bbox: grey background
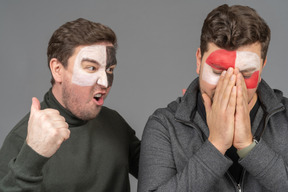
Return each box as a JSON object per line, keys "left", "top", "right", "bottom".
{"left": 0, "top": 0, "right": 287, "bottom": 191}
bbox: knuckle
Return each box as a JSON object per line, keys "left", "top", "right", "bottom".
{"left": 56, "top": 139, "right": 63, "bottom": 146}
{"left": 40, "top": 113, "right": 50, "bottom": 121}
{"left": 51, "top": 129, "right": 59, "bottom": 137}
{"left": 64, "top": 122, "right": 69, "bottom": 128}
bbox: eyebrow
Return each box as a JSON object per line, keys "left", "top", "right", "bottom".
{"left": 81, "top": 58, "right": 100, "bottom": 66}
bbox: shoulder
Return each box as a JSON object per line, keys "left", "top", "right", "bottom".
{"left": 148, "top": 97, "right": 181, "bottom": 123}
{"left": 274, "top": 89, "right": 288, "bottom": 108}
{"left": 99, "top": 106, "right": 123, "bottom": 120}
{"left": 95, "top": 106, "right": 133, "bottom": 130}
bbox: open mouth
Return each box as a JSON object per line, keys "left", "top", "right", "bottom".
{"left": 94, "top": 93, "right": 103, "bottom": 101}
{"left": 93, "top": 93, "right": 105, "bottom": 106}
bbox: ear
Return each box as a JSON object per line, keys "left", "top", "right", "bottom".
{"left": 259, "top": 57, "right": 267, "bottom": 82}
{"left": 196, "top": 48, "right": 202, "bottom": 75}
{"left": 262, "top": 57, "right": 267, "bottom": 69}
{"left": 49, "top": 58, "right": 64, "bottom": 84}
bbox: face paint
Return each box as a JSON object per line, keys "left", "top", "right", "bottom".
{"left": 106, "top": 46, "right": 117, "bottom": 87}
{"left": 71, "top": 45, "right": 116, "bottom": 87}
{"left": 202, "top": 49, "right": 260, "bottom": 89}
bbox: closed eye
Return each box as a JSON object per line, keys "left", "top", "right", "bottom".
{"left": 241, "top": 70, "right": 256, "bottom": 79}
{"left": 242, "top": 74, "right": 253, "bottom": 79}
{"left": 212, "top": 69, "right": 223, "bottom": 75}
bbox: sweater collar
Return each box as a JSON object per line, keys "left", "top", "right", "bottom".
{"left": 43, "top": 88, "right": 88, "bottom": 127}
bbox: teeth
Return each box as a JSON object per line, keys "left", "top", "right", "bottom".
{"left": 94, "top": 93, "right": 102, "bottom": 98}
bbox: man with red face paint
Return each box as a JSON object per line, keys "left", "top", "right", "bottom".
{"left": 0, "top": 18, "right": 140, "bottom": 192}
{"left": 139, "top": 4, "right": 288, "bottom": 192}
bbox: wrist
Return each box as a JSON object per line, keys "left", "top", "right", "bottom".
{"left": 236, "top": 141, "right": 253, "bottom": 150}
{"left": 237, "top": 139, "right": 258, "bottom": 158}
{"left": 208, "top": 137, "right": 229, "bottom": 155}
{"left": 235, "top": 137, "right": 254, "bottom": 150}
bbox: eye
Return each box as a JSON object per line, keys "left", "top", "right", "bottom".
{"left": 242, "top": 72, "right": 253, "bottom": 79}
{"left": 212, "top": 69, "right": 223, "bottom": 75}
{"left": 243, "top": 75, "right": 252, "bottom": 79}
{"left": 106, "top": 65, "right": 116, "bottom": 74}
{"left": 87, "top": 66, "right": 96, "bottom": 72}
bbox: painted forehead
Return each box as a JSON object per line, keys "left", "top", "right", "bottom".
{"left": 106, "top": 46, "right": 117, "bottom": 68}
{"left": 205, "top": 49, "right": 260, "bottom": 70}
{"left": 77, "top": 45, "right": 116, "bottom": 66}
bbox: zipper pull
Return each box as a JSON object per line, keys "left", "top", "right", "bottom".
{"left": 237, "top": 184, "right": 242, "bottom": 192}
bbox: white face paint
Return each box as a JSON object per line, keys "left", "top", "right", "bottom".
{"left": 236, "top": 51, "right": 260, "bottom": 72}
{"left": 72, "top": 45, "right": 108, "bottom": 87}
{"left": 202, "top": 50, "right": 260, "bottom": 88}
{"left": 202, "top": 62, "right": 221, "bottom": 85}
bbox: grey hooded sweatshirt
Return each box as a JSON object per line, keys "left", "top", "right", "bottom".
{"left": 138, "top": 78, "right": 288, "bottom": 192}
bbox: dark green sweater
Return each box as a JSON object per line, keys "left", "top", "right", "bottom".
{"left": 0, "top": 89, "right": 140, "bottom": 192}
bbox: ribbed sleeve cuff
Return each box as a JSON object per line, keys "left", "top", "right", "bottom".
{"left": 11, "top": 142, "right": 49, "bottom": 177}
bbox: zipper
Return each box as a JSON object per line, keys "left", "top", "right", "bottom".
{"left": 234, "top": 106, "right": 285, "bottom": 192}
{"left": 237, "top": 183, "right": 242, "bottom": 192}
{"left": 177, "top": 117, "right": 245, "bottom": 191}
{"left": 260, "top": 106, "right": 285, "bottom": 138}
{"left": 226, "top": 170, "right": 244, "bottom": 192}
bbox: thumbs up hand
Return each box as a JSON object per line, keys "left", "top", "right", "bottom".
{"left": 26, "top": 97, "right": 70, "bottom": 158}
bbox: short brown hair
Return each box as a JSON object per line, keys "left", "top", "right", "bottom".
{"left": 200, "top": 4, "right": 270, "bottom": 60}
{"left": 47, "top": 18, "right": 117, "bottom": 84}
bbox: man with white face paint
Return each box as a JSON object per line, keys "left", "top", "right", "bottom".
{"left": 0, "top": 18, "right": 140, "bottom": 192}
{"left": 139, "top": 4, "right": 288, "bottom": 192}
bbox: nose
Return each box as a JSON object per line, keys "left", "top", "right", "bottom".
{"left": 96, "top": 71, "right": 108, "bottom": 88}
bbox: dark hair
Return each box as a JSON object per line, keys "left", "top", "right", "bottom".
{"left": 47, "top": 18, "right": 117, "bottom": 84}
{"left": 200, "top": 4, "right": 270, "bottom": 61}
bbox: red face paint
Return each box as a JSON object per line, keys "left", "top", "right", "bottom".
{"left": 205, "top": 49, "right": 236, "bottom": 70}
{"left": 244, "top": 71, "right": 259, "bottom": 89}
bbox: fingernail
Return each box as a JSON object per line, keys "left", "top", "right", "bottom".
{"left": 228, "top": 67, "right": 233, "bottom": 74}
{"left": 230, "top": 74, "right": 235, "bottom": 81}
{"left": 221, "top": 70, "right": 227, "bottom": 76}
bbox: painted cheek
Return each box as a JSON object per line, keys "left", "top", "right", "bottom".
{"left": 244, "top": 71, "right": 259, "bottom": 89}
{"left": 202, "top": 63, "right": 221, "bottom": 85}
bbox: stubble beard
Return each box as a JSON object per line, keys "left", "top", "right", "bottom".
{"left": 62, "top": 82, "right": 101, "bottom": 121}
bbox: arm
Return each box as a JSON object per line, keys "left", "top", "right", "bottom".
{"left": 0, "top": 97, "right": 69, "bottom": 191}
{"left": 138, "top": 115, "right": 232, "bottom": 192}
{"left": 234, "top": 72, "right": 288, "bottom": 190}
{"left": 128, "top": 127, "right": 141, "bottom": 179}
{"left": 239, "top": 136, "right": 288, "bottom": 191}
{"left": 0, "top": 138, "right": 48, "bottom": 191}
{"left": 112, "top": 109, "right": 140, "bottom": 178}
